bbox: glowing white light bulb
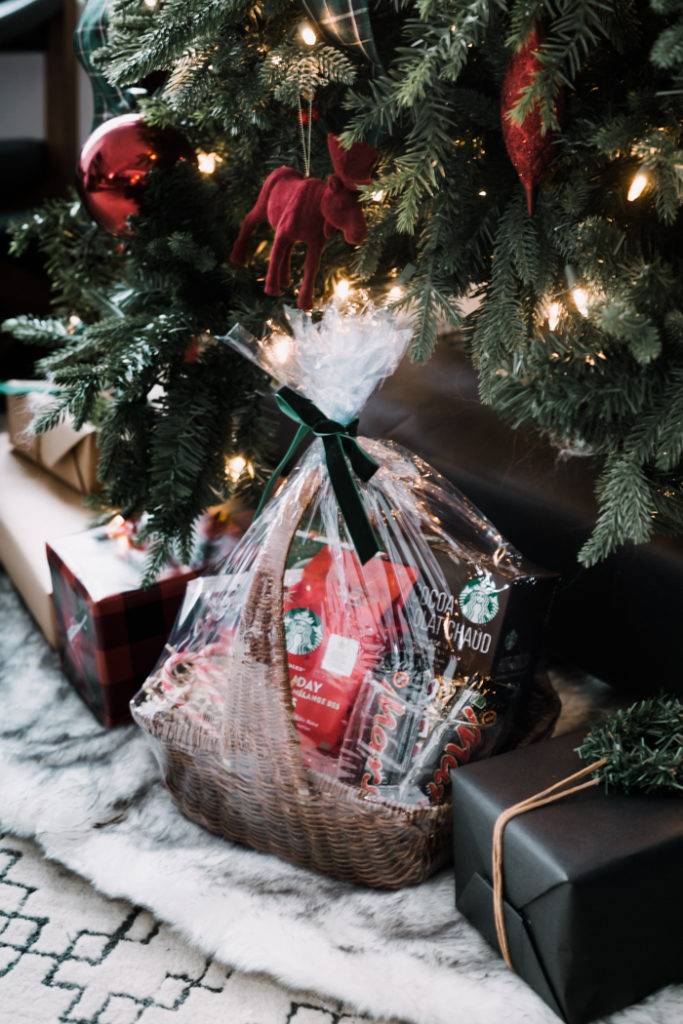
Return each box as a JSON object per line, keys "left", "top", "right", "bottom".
{"left": 144, "top": 0, "right": 157, "bottom": 8}
{"left": 371, "top": 190, "right": 385, "bottom": 202}
{"left": 106, "top": 514, "right": 125, "bottom": 536}
{"left": 226, "top": 456, "right": 249, "bottom": 483}
{"left": 300, "top": 24, "right": 317, "bottom": 46}
{"left": 627, "top": 172, "right": 648, "bottom": 202}
{"left": 548, "top": 302, "right": 561, "bottom": 331}
{"left": 572, "top": 287, "right": 589, "bottom": 317}
{"left": 478, "top": 189, "right": 487, "bottom": 197}
{"left": 388, "top": 285, "right": 403, "bottom": 301}
{"left": 271, "top": 336, "right": 292, "bottom": 365}
{"left": 197, "top": 152, "right": 219, "bottom": 174}
{"left": 105, "top": 514, "right": 133, "bottom": 552}
{"left": 334, "top": 279, "right": 351, "bottom": 303}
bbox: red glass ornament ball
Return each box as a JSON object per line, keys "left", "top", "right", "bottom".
{"left": 76, "top": 113, "right": 195, "bottom": 235}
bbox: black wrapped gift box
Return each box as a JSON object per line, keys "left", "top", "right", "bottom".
{"left": 451, "top": 732, "right": 683, "bottom": 1024}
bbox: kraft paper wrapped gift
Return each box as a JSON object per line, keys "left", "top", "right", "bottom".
{"left": 6, "top": 380, "right": 99, "bottom": 494}
{"left": 0, "top": 432, "right": 91, "bottom": 646}
{"left": 46, "top": 510, "right": 252, "bottom": 728}
{"left": 451, "top": 731, "right": 683, "bottom": 1024}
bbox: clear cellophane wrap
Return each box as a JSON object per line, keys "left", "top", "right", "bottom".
{"left": 132, "top": 305, "right": 559, "bottom": 888}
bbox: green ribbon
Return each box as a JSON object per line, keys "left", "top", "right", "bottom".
{"left": 300, "top": 0, "right": 383, "bottom": 68}
{"left": 73, "top": 0, "right": 139, "bottom": 131}
{"left": 256, "top": 386, "right": 381, "bottom": 564}
{"left": 0, "top": 382, "right": 59, "bottom": 395}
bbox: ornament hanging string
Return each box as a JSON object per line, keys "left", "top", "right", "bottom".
{"left": 255, "top": 385, "right": 381, "bottom": 563}
{"left": 296, "top": 91, "right": 314, "bottom": 177}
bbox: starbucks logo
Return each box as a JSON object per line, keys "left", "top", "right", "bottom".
{"left": 284, "top": 607, "right": 324, "bottom": 655}
{"left": 459, "top": 578, "right": 500, "bottom": 625}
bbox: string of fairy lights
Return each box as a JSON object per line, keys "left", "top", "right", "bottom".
{"left": 544, "top": 168, "right": 651, "bottom": 332}
{"left": 83, "top": 8, "right": 661, "bottom": 494}
{"left": 146, "top": 9, "right": 656, "bottom": 336}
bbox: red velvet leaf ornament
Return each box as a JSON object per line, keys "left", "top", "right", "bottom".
{"left": 500, "top": 25, "right": 563, "bottom": 215}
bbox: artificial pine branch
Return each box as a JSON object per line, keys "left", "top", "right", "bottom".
{"left": 576, "top": 695, "right": 683, "bottom": 793}
{"left": 506, "top": 0, "right": 611, "bottom": 133}
{"left": 578, "top": 452, "right": 655, "bottom": 564}
{"left": 5, "top": 0, "right": 683, "bottom": 573}
{"left": 1, "top": 316, "right": 69, "bottom": 348}
{"left": 5, "top": 192, "right": 122, "bottom": 319}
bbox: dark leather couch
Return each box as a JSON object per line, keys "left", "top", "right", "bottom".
{"left": 359, "top": 338, "right": 683, "bottom": 696}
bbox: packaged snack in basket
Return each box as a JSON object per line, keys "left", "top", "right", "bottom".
{"left": 131, "top": 304, "right": 559, "bottom": 889}
{"left": 283, "top": 544, "right": 418, "bottom": 754}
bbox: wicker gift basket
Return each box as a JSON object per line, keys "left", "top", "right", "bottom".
{"left": 132, "top": 307, "right": 560, "bottom": 889}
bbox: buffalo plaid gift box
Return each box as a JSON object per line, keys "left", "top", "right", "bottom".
{"left": 46, "top": 512, "right": 251, "bottom": 728}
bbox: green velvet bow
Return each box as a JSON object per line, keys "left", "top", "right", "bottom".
{"left": 256, "top": 386, "right": 381, "bottom": 563}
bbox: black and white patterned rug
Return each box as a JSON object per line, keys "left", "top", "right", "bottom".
{"left": 1, "top": 571, "right": 681, "bottom": 1024}
{"left": 0, "top": 833, "right": 368, "bottom": 1024}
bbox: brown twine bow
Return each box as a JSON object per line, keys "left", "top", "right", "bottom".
{"left": 491, "top": 756, "right": 608, "bottom": 971}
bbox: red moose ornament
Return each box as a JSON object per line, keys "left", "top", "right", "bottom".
{"left": 230, "top": 133, "right": 377, "bottom": 310}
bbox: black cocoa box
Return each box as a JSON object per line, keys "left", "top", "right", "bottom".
{"left": 451, "top": 731, "right": 683, "bottom": 1024}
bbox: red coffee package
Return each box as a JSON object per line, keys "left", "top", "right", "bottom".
{"left": 283, "top": 545, "right": 418, "bottom": 754}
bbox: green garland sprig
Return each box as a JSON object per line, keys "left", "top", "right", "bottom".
{"left": 576, "top": 695, "right": 683, "bottom": 795}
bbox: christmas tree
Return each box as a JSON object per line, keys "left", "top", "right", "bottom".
{"left": 4, "top": 0, "right": 683, "bottom": 574}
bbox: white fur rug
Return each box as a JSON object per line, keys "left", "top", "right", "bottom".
{"left": 0, "top": 572, "right": 681, "bottom": 1024}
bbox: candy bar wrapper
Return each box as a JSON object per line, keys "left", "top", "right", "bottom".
{"left": 396, "top": 678, "right": 514, "bottom": 803}
{"left": 337, "top": 649, "right": 431, "bottom": 790}
{"left": 339, "top": 656, "right": 514, "bottom": 804}
{"left": 132, "top": 306, "right": 557, "bottom": 814}
{"left": 6, "top": 381, "right": 100, "bottom": 494}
